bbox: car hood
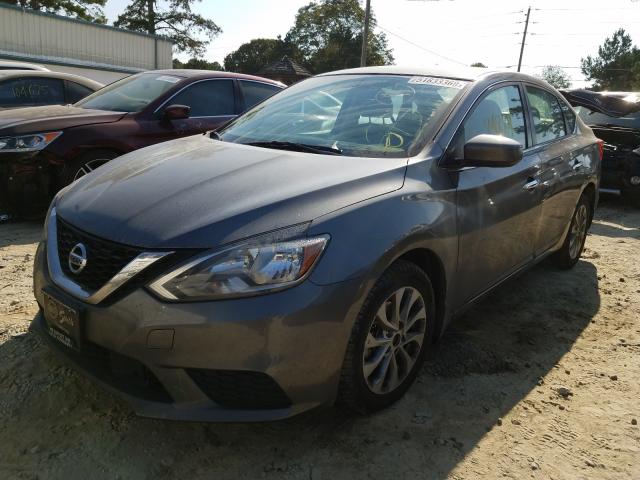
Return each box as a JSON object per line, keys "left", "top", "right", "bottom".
{"left": 0, "top": 105, "right": 126, "bottom": 136}
{"left": 56, "top": 135, "right": 408, "bottom": 249}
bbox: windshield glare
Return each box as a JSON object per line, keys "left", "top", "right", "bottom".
{"left": 75, "top": 73, "right": 182, "bottom": 112}
{"left": 220, "top": 74, "right": 466, "bottom": 158}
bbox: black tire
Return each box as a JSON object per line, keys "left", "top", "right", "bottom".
{"left": 337, "top": 260, "right": 436, "bottom": 413}
{"left": 60, "top": 150, "right": 119, "bottom": 187}
{"left": 552, "top": 194, "right": 592, "bottom": 270}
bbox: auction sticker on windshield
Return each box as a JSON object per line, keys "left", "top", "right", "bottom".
{"left": 407, "top": 76, "right": 468, "bottom": 89}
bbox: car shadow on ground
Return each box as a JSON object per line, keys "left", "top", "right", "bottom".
{"left": 0, "top": 256, "right": 600, "bottom": 479}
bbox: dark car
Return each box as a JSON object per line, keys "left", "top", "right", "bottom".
{"left": 0, "top": 70, "right": 284, "bottom": 216}
{"left": 34, "top": 66, "right": 627, "bottom": 422}
{"left": 0, "top": 70, "right": 102, "bottom": 110}
{"left": 562, "top": 90, "right": 640, "bottom": 207}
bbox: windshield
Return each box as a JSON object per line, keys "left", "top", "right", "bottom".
{"left": 75, "top": 73, "right": 183, "bottom": 112}
{"left": 220, "top": 74, "right": 467, "bottom": 158}
{"left": 575, "top": 105, "right": 640, "bottom": 129}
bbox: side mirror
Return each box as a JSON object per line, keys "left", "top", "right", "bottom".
{"left": 163, "top": 104, "right": 191, "bottom": 120}
{"left": 463, "top": 134, "right": 523, "bottom": 167}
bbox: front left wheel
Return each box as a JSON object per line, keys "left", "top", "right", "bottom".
{"left": 60, "top": 150, "right": 118, "bottom": 187}
{"left": 337, "top": 260, "right": 436, "bottom": 413}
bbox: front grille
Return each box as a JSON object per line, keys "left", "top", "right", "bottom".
{"left": 57, "top": 217, "right": 143, "bottom": 292}
{"left": 187, "top": 369, "right": 292, "bottom": 409}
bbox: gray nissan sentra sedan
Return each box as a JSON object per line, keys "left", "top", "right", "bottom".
{"left": 32, "top": 66, "right": 607, "bottom": 421}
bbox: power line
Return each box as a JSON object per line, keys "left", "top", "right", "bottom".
{"left": 375, "top": 24, "right": 468, "bottom": 65}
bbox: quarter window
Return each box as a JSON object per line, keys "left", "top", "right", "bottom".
{"left": 169, "top": 80, "right": 235, "bottom": 117}
{"left": 66, "top": 81, "right": 95, "bottom": 104}
{"left": 525, "top": 86, "right": 567, "bottom": 143}
{"left": 462, "top": 85, "right": 527, "bottom": 147}
{"left": 561, "top": 103, "right": 576, "bottom": 134}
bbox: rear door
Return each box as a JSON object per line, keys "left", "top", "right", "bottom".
{"left": 453, "top": 83, "right": 542, "bottom": 304}
{"left": 524, "top": 85, "right": 583, "bottom": 254}
{"left": 238, "top": 80, "right": 282, "bottom": 112}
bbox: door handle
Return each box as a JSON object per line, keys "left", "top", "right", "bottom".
{"left": 523, "top": 179, "right": 540, "bottom": 190}
{"left": 572, "top": 161, "right": 584, "bottom": 171}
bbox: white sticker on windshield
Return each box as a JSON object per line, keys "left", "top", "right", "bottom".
{"left": 156, "top": 75, "right": 181, "bottom": 83}
{"left": 407, "top": 76, "right": 467, "bottom": 89}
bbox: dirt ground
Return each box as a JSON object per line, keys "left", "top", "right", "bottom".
{"left": 0, "top": 195, "right": 638, "bottom": 480}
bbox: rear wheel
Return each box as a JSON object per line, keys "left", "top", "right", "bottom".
{"left": 337, "top": 260, "right": 435, "bottom": 413}
{"left": 552, "top": 194, "right": 591, "bottom": 269}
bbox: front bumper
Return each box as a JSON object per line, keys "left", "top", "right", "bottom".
{"left": 32, "top": 241, "right": 365, "bottom": 422}
{"left": 0, "top": 151, "right": 53, "bottom": 215}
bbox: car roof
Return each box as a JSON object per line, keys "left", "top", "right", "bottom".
{"left": 141, "top": 69, "right": 285, "bottom": 87}
{"left": 0, "top": 70, "right": 103, "bottom": 89}
{"left": 316, "top": 65, "right": 554, "bottom": 85}
{"left": 0, "top": 60, "right": 50, "bottom": 71}
{"left": 317, "top": 65, "right": 506, "bottom": 80}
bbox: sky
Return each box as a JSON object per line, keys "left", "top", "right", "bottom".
{"left": 104, "top": 0, "right": 640, "bottom": 87}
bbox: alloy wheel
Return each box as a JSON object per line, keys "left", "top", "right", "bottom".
{"left": 569, "top": 204, "right": 588, "bottom": 259}
{"left": 362, "top": 286, "right": 427, "bottom": 395}
{"left": 73, "top": 158, "right": 110, "bottom": 181}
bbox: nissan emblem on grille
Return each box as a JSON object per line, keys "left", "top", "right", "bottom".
{"left": 68, "top": 243, "right": 88, "bottom": 274}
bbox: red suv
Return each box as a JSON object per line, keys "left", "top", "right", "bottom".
{"left": 0, "top": 70, "right": 284, "bottom": 217}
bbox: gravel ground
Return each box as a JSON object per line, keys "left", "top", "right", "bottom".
{"left": 0, "top": 195, "right": 638, "bottom": 480}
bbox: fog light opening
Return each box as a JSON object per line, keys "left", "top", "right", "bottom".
{"left": 630, "top": 176, "right": 640, "bottom": 186}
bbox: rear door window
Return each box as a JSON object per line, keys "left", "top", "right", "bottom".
{"left": 169, "top": 80, "right": 235, "bottom": 117}
{"left": 525, "top": 86, "right": 567, "bottom": 144}
{"left": 239, "top": 81, "right": 281, "bottom": 110}
{"left": 0, "top": 77, "right": 65, "bottom": 107}
{"left": 560, "top": 104, "right": 576, "bottom": 134}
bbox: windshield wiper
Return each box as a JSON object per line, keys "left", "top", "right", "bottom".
{"left": 244, "top": 141, "right": 343, "bottom": 155}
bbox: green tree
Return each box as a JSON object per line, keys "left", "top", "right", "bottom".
{"left": 224, "top": 38, "right": 294, "bottom": 74}
{"left": 470, "top": 62, "right": 487, "bottom": 68}
{"left": 540, "top": 65, "right": 571, "bottom": 89}
{"left": 173, "top": 57, "right": 224, "bottom": 70}
{"left": 5, "top": 0, "right": 106, "bottom": 23}
{"left": 114, "top": 0, "right": 221, "bottom": 57}
{"left": 285, "top": 0, "right": 393, "bottom": 74}
{"left": 581, "top": 28, "right": 640, "bottom": 91}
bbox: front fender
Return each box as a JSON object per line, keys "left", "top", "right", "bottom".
{"left": 308, "top": 172, "right": 458, "bottom": 305}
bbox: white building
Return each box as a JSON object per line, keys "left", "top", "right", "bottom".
{"left": 0, "top": 4, "right": 172, "bottom": 84}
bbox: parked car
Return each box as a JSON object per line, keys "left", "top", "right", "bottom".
{"left": 0, "top": 60, "right": 49, "bottom": 71}
{"left": 33, "top": 66, "right": 632, "bottom": 422}
{"left": 0, "top": 70, "right": 284, "bottom": 217}
{"left": 0, "top": 70, "right": 102, "bottom": 110}
{"left": 562, "top": 89, "right": 640, "bottom": 207}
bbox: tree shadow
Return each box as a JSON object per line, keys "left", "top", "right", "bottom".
{"left": 0, "top": 257, "right": 600, "bottom": 479}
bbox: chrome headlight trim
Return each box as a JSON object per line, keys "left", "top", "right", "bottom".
{"left": 148, "top": 231, "right": 329, "bottom": 302}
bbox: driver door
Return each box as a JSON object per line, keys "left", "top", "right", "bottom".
{"left": 161, "top": 79, "right": 237, "bottom": 137}
{"left": 452, "top": 84, "right": 543, "bottom": 305}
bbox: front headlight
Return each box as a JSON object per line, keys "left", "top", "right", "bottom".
{"left": 0, "top": 132, "right": 62, "bottom": 152}
{"left": 148, "top": 234, "right": 329, "bottom": 301}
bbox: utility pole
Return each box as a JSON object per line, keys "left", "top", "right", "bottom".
{"left": 517, "top": 6, "right": 531, "bottom": 72}
{"left": 360, "top": 0, "right": 371, "bottom": 67}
